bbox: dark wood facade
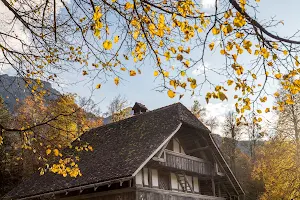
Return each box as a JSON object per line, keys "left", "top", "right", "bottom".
{"left": 136, "top": 187, "right": 225, "bottom": 200}
{"left": 7, "top": 103, "right": 244, "bottom": 200}
{"left": 57, "top": 136, "right": 240, "bottom": 200}
{"left": 60, "top": 187, "right": 226, "bottom": 200}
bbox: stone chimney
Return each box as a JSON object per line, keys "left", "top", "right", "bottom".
{"left": 132, "top": 102, "right": 148, "bottom": 115}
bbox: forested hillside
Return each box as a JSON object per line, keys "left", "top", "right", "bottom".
{"left": 0, "top": 74, "right": 60, "bottom": 112}
{"left": 0, "top": 78, "right": 103, "bottom": 196}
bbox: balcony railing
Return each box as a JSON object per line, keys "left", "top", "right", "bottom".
{"left": 158, "top": 150, "right": 213, "bottom": 176}
{"left": 136, "top": 186, "right": 226, "bottom": 200}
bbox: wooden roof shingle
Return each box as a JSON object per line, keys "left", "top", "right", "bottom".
{"left": 5, "top": 102, "right": 244, "bottom": 199}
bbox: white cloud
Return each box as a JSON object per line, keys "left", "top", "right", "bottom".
{"left": 205, "top": 102, "right": 233, "bottom": 120}
{"left": 201, "top": 0, "right": 219, "bottom": 9}
{"left": 202, "top": 102, "right": 233, "bottom": 136}
{"left": 0, "top": 1, "right": 69, "bottom": 73}
{"left": 192, "top": 62, "right": 211, "bottom": 76}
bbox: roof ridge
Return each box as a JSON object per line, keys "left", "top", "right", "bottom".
{"left": 92, "top": 102, "right": 183, "bottom": 131}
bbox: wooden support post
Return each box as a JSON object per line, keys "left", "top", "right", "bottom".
{"left": 211, "top": 178, "right": 216, "bottom": 196}
{"left": 218, "top": 183, "right": 221, "bottom": 197}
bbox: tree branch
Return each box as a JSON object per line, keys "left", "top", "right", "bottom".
{"left": 229, "top": 0, "right": 300, "bottom": 44}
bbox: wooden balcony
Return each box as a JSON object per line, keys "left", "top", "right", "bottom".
{"left": 136, "top": 186, "right": 225, "bottom": 200}
{"left": 157, "top": 150, "right": 213, "bottom": 176}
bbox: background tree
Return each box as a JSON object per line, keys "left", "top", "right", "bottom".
{"left": 252, "top": 139, "right": 300, "bottom": 200}
{"left": 0, "top": 97, "right": 10, "bottom": 145}
{"left": 13, "top": 94, "right": 102, "bottom": 177}
{"left": 105, "top": 95, "right": 131, "bottom": 122}
{"left": 190, "top": 100, "right": 206, "bottom": 121}
{"left": 276, "top": 87, "right": 300, "bottom": 155}
{"left": 252, "top": 87, "right": 300, "bottom": 199}
{"left": 205, "top": 117, "right": 218, "bottom": 133}
{"left": 0, "top": 98, "right": 20, "bottom": 196}
{"left": 221, "top": 111, "right": 242, "bottom": 173}
{"left": 245, "top": 113, "right": 263, "bottom": 161}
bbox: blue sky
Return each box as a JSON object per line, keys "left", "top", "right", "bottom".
{"left": 64, "top": 0, "right": 300, "bottom": 112}
{"left": 2, "top": 0, "right": 300, "bottom": 136}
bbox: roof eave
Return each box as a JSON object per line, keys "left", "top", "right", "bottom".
{"left": 5, "top": 176, "right": 134, "bottom": 200}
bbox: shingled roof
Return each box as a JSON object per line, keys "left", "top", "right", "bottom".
{"left": 5, "top": 102, "right": 244, "bottom": 199}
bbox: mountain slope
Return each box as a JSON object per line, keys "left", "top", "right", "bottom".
{"left": 0, "top": 74, "right": 60, "bottom": 112}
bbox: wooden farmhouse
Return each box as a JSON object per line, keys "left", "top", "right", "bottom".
{"left": 5, "top": 103, "right": 245, "bottom": 200}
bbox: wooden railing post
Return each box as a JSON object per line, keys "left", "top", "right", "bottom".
{"left": 212, "top": 178, "right": 216, "bottom": 196}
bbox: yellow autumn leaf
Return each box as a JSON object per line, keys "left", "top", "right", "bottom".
{"left": 257, "top": 109, "right": 262, "bottom": 114}
{"left": 129, "top": 70, "right": 136, "bottom": 76}
{"left": 82, "top": 70, "right": 88, "bottom": 75}
{"left": 283, "top": 50, "right": 288, "bottom": 55}
{"left": 184, "top": 60, "right": 190, "bottom": 67}
{"left": 125, "top": 2, "right": 134, "bottom": 10}
{"left": 53, "top": 149, "right": 59, "bottom": 157}
{"left": 218, "top": 91, "right": 227, "bottom": 101}
{"left": 227, "top": 80, "right": 234, "bottom": 86}
{"left": 88, "top": 145, "right": 93, "bottom": 151}
{"left": 190, "top": 82, "right": 197, "bottom": 89}
{"left": 209, "top": 42, "right": 214, "bottom": 50}
{"left": 180, "top": 71, "right": 186, "bottom": 76}
{"left": 103, "top": 40, "right": 113, "bottom": 50}
{"left": 170, "top": 47, "right": 176, "bottom": 54}
{"left": 154, "top": 71, "right": 159, "bottom": 76}
{"left": 94, "top": 29, "right": 100, "bottom": 37}
{"left": 167, "top": 90, "right": 175, "bottom": 98}
{"left": 133, "top": 30, "right": 139, "bottom": 40}
{"left": 46, "top": 149, "right": 51, "bottom": 155}
{"left": 236, "top": 32, "right": 244, "bottom": 38}
{"left": 252, "top": 74, "right": 257, "bottom": 79}
{"left": 120, "top": 67, "right": 126, "bottom": 71}
{"left": 258, "top": 117, "right": 262, "bottom": 122}
{"left": 176, "top": 54, "right": 183, "bottom": 61}
{"left": 212, "top": 27, "right": 220, "bottom": 35}
{"left": 123, "top": 54, "right": 129, "bottom": 60}
{"left": 163, "top": 71, "right": 169, "bottom": 77}
{"left": 114, "top": 36, "right": 119, "bottom": 43}
{"left": 164, "top": 51, "right": 171, "bottom": 61}
{"left": 286, "top": 99, "right": 294, "bottom": 105}
{"left": 96, "top": 84, "right": 101, "bottom": 89}
{"left": 181, "top": 82, "right": 187, "bottom": 89}
{"left": 170, "top": 80, "right": 177, "bottom": 89}
{"left": 275, "top": 74, "right": 282, "bottom": 79}
{"left": 114, "top": 77, "right": 119, "bottom": 85}
{"left": 260, "top": 96, "right": 267, "bottom": 102}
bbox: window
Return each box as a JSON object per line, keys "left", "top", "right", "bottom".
{"left": 143, "top": 168, "right": 149, "bottom": 186}
{"left": 173, "top": 138, "right": 185, "bottom": 154}
{"left": 158, "top": 171, "right": 170, "bottom": 190}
